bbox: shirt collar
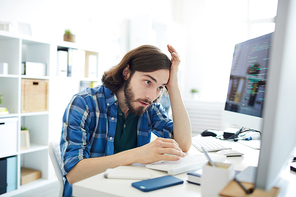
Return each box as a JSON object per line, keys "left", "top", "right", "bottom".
{"left": 103, "top": 86, "right": 118, "bottom": 107}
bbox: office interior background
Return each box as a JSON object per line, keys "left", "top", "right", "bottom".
{"left": 0, "top": 0, "right": 278, "bottom": 196}
{"left": 0, "top": 0, "right": 278, "bottom": 100}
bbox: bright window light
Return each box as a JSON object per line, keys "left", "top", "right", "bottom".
{"left": 249, "top": 0, "right": 278, "bottom": 20}
{"left": 250, "top": 23, "right": 275, "bottom": 39}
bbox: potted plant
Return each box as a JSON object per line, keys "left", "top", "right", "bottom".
{"left": 63, "top": 29, "right": 75, "bottom": 43}
{"left": 191, "top": 88, "right": 199, "bottom": 100}
{"left": 0, "top": 94, "right": 9, "bottom": 114}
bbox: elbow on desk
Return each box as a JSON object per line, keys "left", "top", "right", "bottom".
{"left": 181, "top": 142, "right": 191, "bottom": 152}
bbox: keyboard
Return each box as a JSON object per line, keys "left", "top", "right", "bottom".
{"left": 192, "top": 136, "right": 231, "bottom": 152}
{"left": 146, "top": 153, "right": 226, "bottom": 175}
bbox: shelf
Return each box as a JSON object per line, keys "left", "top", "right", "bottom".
{"left": 20, "top": 143, "right": 48, "bottom": 154}
{"left": 19, "top": 178, "right": 50, "bottom": 189}
{"left": 0, "top": 75, "right": 50, "bottom": 79}
{"left": 57, "top": 41, "right": 79, "bottom": 49}
{"left": 22, "top": 37, "right": 51, "bottom": 45}
{"left": 21, "top": 75, "right": 50, "bottom": 80}
{"left": 0, "top": 113, "right": 18, "bottom": 118}
{"left": 0, "top": 30, "right": 20, "bottom": 39}
{"left": 0, "top": 31, "right": 101, "bottom": 196}
{"left": 0, "top": 74, "right": 19, "bottom": 78}
{"left": 0, "top": 152, "right": 17, "bottom": 159}
{"left": 57, "top": 41, "right": 99, "bottom": 52}
{"left": 20, "top": 111, "right": 49, "bottom": 116}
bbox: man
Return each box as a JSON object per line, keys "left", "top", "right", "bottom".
{"left": 60, "top": 44, "right": 192, "bottom": 196}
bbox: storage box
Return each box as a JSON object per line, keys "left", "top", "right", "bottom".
{"left": 0, "top": 62, "right": 8, "bottom": 75}
{"left": 6, "top": 156, "right": 17, "bottom": 192}
{"left": 21, "top": 62, "right": 46, "bottom": 76}
{"left": 20, "top": 167, "right": 41, "bottom": 185}
{"left": 21, "top": 79, "right": 48, "bottom": 113}
{"left": 0, "top": 158, "right": 7, "bottom": 195}
{"left": 0, "top": 118, "right": 17, "bottom": 156}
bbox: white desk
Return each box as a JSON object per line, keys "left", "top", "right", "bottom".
{"left": 72, "top": 140, "right": 296, "bottom": 197}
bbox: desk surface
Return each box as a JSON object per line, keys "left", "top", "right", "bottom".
{"left": 72, "top": 139, "right": 296, "bottom": 197}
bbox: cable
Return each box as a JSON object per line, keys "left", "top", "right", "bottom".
{"left": 225, "top": 127, "right": 261, "bottom": 142}
{"left": 234, "top": 177, "right": 253, "bottom": 194}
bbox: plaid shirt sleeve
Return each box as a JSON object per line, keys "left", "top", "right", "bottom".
{"left": 60, "top": 92, "right": 96, "bottom": 175}
{"left": 150, "top": 103, "right": 174, "bottom": 138}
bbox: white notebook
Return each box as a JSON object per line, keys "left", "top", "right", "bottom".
{"left": 146, "top": 153, "right": 226, "bottom": 175}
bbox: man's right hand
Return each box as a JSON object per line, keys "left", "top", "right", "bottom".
{"left": 131, "top": 137, "right": 185, "bottom": 164}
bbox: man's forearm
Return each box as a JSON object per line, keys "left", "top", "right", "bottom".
{"left": 66, "top": 149, "right": 136, "bottom": 184}
{"left": 66, "top": 136, "right": 186, "bottom": 184}
{"left": 168, "top": 86, "right": 192, "bottom": 152}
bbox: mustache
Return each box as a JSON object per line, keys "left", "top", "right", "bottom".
{"left": 136, "top": 99, "right": 152, "bottom": 105}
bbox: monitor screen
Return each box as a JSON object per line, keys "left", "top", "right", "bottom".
{"left": 223, "top": 33, "right": 272, "bottom": 130}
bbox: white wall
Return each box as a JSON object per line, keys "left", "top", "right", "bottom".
{"left": 0, "top": 0, "right": 175, "bottom": 75}
{"left": 174, "top": 0, "right": 240, "bottom": 101}
{"left": 0, "top": 0, "right": 235, "bottom": 101}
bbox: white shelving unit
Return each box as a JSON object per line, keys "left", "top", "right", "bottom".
{"left": 0, "top": 31, "right": 99, "bottom": 196}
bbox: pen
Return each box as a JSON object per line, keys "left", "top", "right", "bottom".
{"left": 201, "top": 146, "right": 216, "bottom": 167}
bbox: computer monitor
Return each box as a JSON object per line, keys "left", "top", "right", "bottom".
{"left": 223, "top": 32, "right": 272, "bottom": 131}
{"left": 223, "top": 0, "right": 296, "bottom": 192}
{"left": 255, "top": 0, "right": 296, "bottom": 191}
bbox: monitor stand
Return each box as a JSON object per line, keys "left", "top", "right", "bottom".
{"left": 234, "top": 166, "right": 291, "bottom": 197}
{"left": 236, "top": 166, "right": 257, "bottom": 183}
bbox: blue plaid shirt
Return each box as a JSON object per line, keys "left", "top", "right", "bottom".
{"left": 60, "top": 85, "right": 173, "bottom": 196}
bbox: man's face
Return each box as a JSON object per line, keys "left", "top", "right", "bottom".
{"left": 124, "top": 69, "right": 170, "bottom": 116}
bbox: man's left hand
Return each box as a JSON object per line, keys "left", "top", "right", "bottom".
{"left": 166, "top": 44, "right": 180, "bottom": 89}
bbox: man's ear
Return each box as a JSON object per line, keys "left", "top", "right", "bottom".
{"left": 122, "top": 65, "right": 130, "bottom": 80}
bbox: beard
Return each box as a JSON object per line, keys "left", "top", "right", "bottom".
{"left": 124, "top": 79, "right": 152, "bottom": 116}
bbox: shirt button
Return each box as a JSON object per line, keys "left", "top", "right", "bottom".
{"left": 119, "top": 113, "right": 122, "bottom": 116}
{"left": 107, "top": 103, "right": 109, "bottom": 106}
{"left": 124, "top": 124, "right": 126, "bottom": 128}
{"left": 109, "top": 137, "right": 113, "bottom": 140}
{"left": 111, "top": 117, "right": 114, "bottom": 120}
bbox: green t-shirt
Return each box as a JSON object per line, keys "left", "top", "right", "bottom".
{"left": 114, "top": 106, "right": 139, "bottom": 154}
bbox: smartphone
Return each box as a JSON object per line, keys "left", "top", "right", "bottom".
{"left": 132, "top": 175, "right": 183, "bottom": 192}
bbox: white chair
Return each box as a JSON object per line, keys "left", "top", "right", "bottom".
{"left": 49, "top": 139, "right": 64, "bottom": 197}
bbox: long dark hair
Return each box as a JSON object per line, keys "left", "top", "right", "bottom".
{"left": 102, "top": 45, "right": 171, "bottom": 93}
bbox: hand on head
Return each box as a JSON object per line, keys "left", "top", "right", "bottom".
{"left": 166, "top": 44, "right": 181, "bottom": 89}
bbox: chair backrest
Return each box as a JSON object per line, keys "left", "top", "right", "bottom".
{"left": 49, "top": 139, "right": 64, "bottom": 197}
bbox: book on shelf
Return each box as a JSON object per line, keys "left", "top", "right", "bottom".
{"left": 85, "top": 51, "right": 98, "bottom": 78}
{"left": 67, "top": 49, "right": 72, "bottom": 77}
{"left": 0, "top": 107, "right": 9, "bottom": 115}
{"left": 57, "top": 48, "right": 86, "bottom": 78}
{"left": 57, "top": 50, "right": 68, "bottom": 77}
{"left": 70, "top": 49, "right": 85, "bottom": 78}
{"left": 0, "top": 157, "right": 7, "bottom": 194}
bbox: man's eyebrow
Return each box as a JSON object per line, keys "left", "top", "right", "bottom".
{"left": 143, "top": 74, "right": 167, "bottom": 85}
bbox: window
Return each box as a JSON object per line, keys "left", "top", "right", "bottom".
{"left": 199, "top": 0, "right": 278, "bottom": 101}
